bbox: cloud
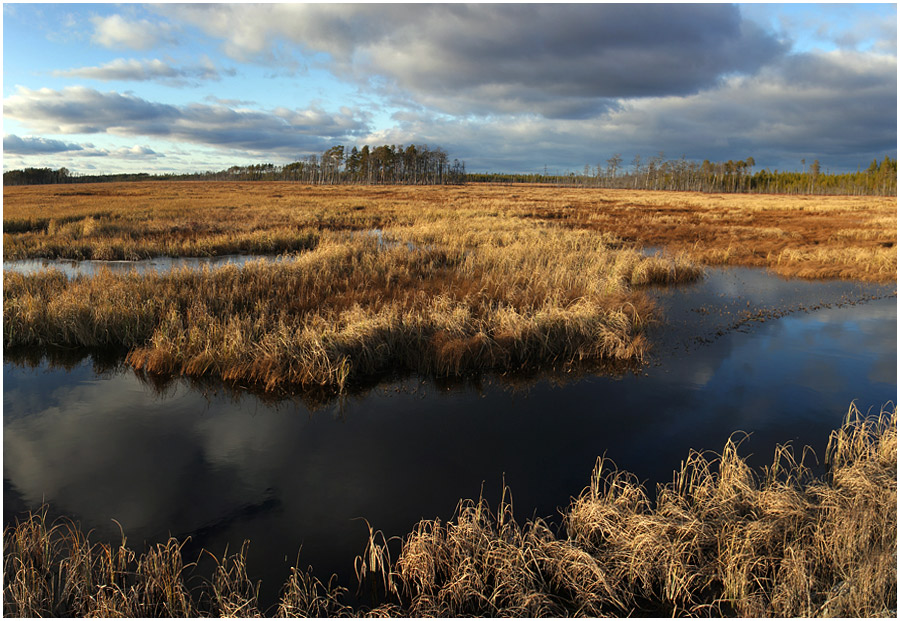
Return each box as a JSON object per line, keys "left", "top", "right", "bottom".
{"left": 614, "top": 50, "right": 898, "bottom": 166}
{"left": 4, "top": 134, "right": 84, "bottom": 155}
{"left": 204, "top": 95, "right": 258, "bottom": 107}
{"left": 3, "top": 86, "right": 370, "bottom": 157}
{"left": 366, "top": 49, "right": 896, "bottom": 173}
{"left": 90, "top": 14, "right": 177, "bottom": 51}
{"left": 54, "top": 58, "right": 228, "bottom": 85}
{"left": 105, "top": 145, "right": 163, "bottom": 160}
{"left": 161, "top": 3, "right": 789, "bottom": 119}
{"left": 4, "top": 134, "right": 163, "bottom": 160}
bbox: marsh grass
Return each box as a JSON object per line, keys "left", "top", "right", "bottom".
{"left": 4, "top": 182, "right": 894, "bottom": 280}
{"left": 5, "top": 213, "right": 700, "bottom": 392}
{"left": 5, "top": 405, "right": 895, "bottom": 617}
{"left": 4, "top": 182, "right": 892, "bottom": 392}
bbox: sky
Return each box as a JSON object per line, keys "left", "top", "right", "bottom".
{"left": 2, "top": 2, "right": 897, "bottom": 175}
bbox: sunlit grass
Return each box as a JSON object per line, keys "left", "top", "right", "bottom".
{"left": 4, "top": 180, "right": 893, "bottom": 391}
{"left": 5, "top": 404, "right": 894, "bottom": 617}
{"left": 3, "top": 182, "right": 895, "bottom": 281}
{"left": 4, "top": 219, "right": 699, "bottom": 392}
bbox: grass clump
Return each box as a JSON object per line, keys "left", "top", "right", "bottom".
{"left": 5, "top": 218, "right": 701, "bottom": 393}
{"left": 5, "top": 404, "right": 895, "bottom": 617}
{"left": 378, "top": 405, "right": 895, "bottom": 617}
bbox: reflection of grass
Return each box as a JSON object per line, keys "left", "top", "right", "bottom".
{"left": 4, "top": 216, "right": 700, "bottom": 392}
{"left": 5, "top": 405, "right": 895, "bottom": 617}
{"left": 4, "top": 181, "right": 895, "bottom": 280}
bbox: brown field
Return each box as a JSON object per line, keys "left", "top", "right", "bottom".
{"left": 4, "top": 182, "right": 708, "bottom": 393}
{"left": 3, "top": 181, "right": 897, "bottom": 280}
{"left": 3, "top": 182, "right": 895, "bottom": 392}
{"left": 5, "top": 404, "right": 895, "bottom": 617}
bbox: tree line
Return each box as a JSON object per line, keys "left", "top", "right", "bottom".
{"left": 3, "top": 143, "right": 466, "bottom": 186}
{"left": 468, "top": 154, "right": 897, "bottom": 196}
{"left": 4, "top": 149, "right": 895, "bottom": 196}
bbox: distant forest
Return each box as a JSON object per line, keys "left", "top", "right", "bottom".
{"left": 470, "top": 155, "right": 898, "bottom": 197}
{"left": 4, "top": 145, "right": 896, "bottom": 196}
{"left": 3, "top": 144, "right": 466, "bottom": 187}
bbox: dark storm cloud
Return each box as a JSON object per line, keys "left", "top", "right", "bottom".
{"left": 371, "top": 50, "right": 896, "bottom": 173}
{"left": 624, "top": 50, "right": 898, "bottom": 168}
{"left": 3, "top": 86, "right": 370, "bottom": 156}
{"left": 163, "top": 3, "right": 789, "bottom": 118}
{"left": 381, "top": 4, "right": 784, "bottom": 103}
{"left": 3, "top": 134, "right": 84, "bottom": 154}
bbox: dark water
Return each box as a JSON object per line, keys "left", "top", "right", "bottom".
{"left": 3, "top": 266, "right": 896, "bottom": 610}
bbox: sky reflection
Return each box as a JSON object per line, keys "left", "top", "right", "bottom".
{"left": 3, "top": 268, "right": 896, "bottom": 607}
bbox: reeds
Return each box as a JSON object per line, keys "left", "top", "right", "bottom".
{"left": 5, "top": 404, "right": 895, "bottom": 617}
{"left": 5, "top": 216, "right": 700, "bottom": 392}
{"left": 4, "top": 181, "right": 894, "bottom": 280}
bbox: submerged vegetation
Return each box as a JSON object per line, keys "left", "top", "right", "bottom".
{"left": 5, "top": 405, "right": 895, "bottom": 617}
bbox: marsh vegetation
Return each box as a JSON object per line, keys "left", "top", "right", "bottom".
{"left": 4, "top": 182, "right": 895, "bottom": 392}
{"left": 4, "top": 182, "right": 712, "bottom": 393}
{"left": 4, "top": 182, "right": 894, "bottom": 277}
{"left": 5, "top": 406, "right": 895, "bottom": 617}
{"left": 3, "top": 181, "right": 896, "bottom": 617}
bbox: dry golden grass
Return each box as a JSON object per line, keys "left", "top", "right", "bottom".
{"left": 3, "top": 181, "right": 895, "bottom": 280}
{"left": 380, "top": 404, "right": 896, "bottom": 617}
{"left": 7, "top": 180, "right": 890, "bottom": 392}
{"left": 520, "top": 187, "right": 897, "bottom": 282}
{"left": 4, "top": 184, "right": 706, "bottom": 392}
{"left": 5, "top": 404, "right": 895, "bottom": 617}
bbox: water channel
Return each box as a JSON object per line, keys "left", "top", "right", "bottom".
{"left": 3, "top": 257, "right": 896, "bottom": 610}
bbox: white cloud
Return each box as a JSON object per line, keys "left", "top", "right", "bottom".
{"left": 90, "top": 14, "right": 176, "bottom": 51}
{"left": 3, "top": 134, "right": 163, "bottom": 160}
{"left": 4, "top": 134, "right": 84, "bottom": 154}
{"left": 54, "top": 58, "right": 225, "bottom": 84}
{"left": 3, "top": 86, "right": 370, "bottom": 157}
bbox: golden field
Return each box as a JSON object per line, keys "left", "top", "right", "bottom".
{"left": 3, "top": 182, "right": 896, "bottom": 281}
{"left": 4, "top": 182, "right": 707, "bottom": 393}
{"left": 3, "top": 184, "right": 896, "bottom": 617}
{"left": 2, "top": 182, "right": 895, "bottom": 392}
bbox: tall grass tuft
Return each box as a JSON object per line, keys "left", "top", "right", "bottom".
{"left": 4, "top": 404, "right": 894, "bottom": 617}
{"left": 5, "top": 221, "right": 699, "bottom": 393}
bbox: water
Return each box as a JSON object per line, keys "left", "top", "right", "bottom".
{"left": 3, "top": 266, "right": 896, "bottom": 610}
{"left": 2, "top": 231, "right": 414, "bottom": 279}
{"left": 3, "top": 254, "right": 293, "bottom": 278}
{"left": 3, "top": 231, "right": 420, "bottom": 279}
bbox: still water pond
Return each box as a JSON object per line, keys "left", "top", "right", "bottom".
{"left": 3, "top": 254, "right": 291, "bottom": 278}
{"left": 3, "top": 265, "right": 896, "bottom": 609}
{"left": 2, "top": 232, "right": 405, "bottom": 278}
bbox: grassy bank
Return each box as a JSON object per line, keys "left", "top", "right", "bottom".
{"left": 7, "top": 180, "right": 894, "bottom": 392}
{"left": 5, "top": 404, "right": 895, "bottom": 617}
{"left": 3, "top": 182, "right": 896, "bottom": 280}
{"left": 4, "top": 213, "right": 700, "bottom": 392}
